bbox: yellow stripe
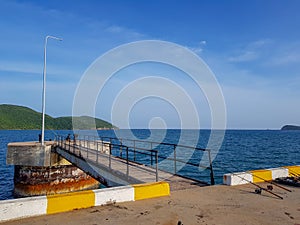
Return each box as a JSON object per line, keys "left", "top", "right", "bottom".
{"left": 132, "top": 182, "right": 170, "bottom": 201}
{"left": 251, "top": 169, "right": 272, "bottom": 183}
{"left": 284, "top": 165, "right": 300, "bottom": 177}
{"left": 47, "top": 190, "right": 95, "bottom": 214}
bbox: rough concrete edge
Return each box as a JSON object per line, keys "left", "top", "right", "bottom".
{"left": 93, "top": 185, "right": 134, "bottom": 206}
{"left": 222, "top": 166, "right": 299, "bottom": 186}
{"left": 0, "top": 196, "right": 47, "bottom": 222}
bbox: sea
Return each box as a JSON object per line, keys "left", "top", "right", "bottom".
{"left": 1, "top": 129, "right": 300, "bottom": 200}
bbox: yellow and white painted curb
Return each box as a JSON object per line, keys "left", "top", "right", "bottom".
{"left": 0, "top": 181, "right": 170, "bottom": 222}
{"left": 133, "top": 181, "right": 170, "bottom": 201}
{"left": 223, "top": 165, "right": 300, "bottom": 186}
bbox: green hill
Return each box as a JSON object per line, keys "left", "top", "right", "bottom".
{"left": 0, "top": 104, "right": 115, "bottom": 130}
{"left": 281, "top": 125, "right": 300, "bottom": 130}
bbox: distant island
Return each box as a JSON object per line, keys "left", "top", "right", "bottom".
{"left": 0, "top": 104, "right": 116, "bottom": 130}
{"left": 281, "top": 125, "right": 300, "bottom": 130}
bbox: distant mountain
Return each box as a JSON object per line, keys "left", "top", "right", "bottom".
{"left": 0, "top": 104, "right": 115, "bottom": 130}
{"left": 281, "top": 125, "right": 300, "bottom": 130}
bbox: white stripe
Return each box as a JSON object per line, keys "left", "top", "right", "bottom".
{"left": 0, "top": 196, "right": 47, "bottom": 222}
{"left": 93, "top": 186, "right": 134, "bottom": 206}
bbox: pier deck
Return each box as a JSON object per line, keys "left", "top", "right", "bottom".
{"left": 54, "top": 138, "right": 208, "bottom": 190}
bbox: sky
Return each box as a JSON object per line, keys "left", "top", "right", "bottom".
{"left": 0, "top": 0, "right": 300, "bottom": 129}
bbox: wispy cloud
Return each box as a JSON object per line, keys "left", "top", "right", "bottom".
{"left": 267, "top": 50, "right": 300, "bottom": 66}
{"left": 187, "top": 40, "right": 207, "bottom": 54}
{"left": 228, "top": 51, "right": 258, "bottom": 62}
{"left": 0, "top": 60, "right": 82, "bottom": 81}
{"left": 0, "top": 61, "right": 41, "bottom": 75}
{"left": 105, "top": 25, "right": 124, "bottom": 33}
{"left": 278, "top": 52, "right": 300, "bottom": 64}
{"left": 105, "top": 24, "right": 146, "bottom": 40}
{"left": 227, "top": 39, "right": 272, "bottom": 63}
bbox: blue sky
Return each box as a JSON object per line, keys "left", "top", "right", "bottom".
{"left": 0, "top": 0, "right": 300, "bottom": 129}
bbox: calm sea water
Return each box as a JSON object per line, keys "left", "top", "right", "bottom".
{"left": 1, "top": 129, "right": 299, "bottom": 200}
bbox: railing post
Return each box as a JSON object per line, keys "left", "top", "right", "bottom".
{"left": 150, "top": 142, "right": 153, "bottom": 166}
{"left": 155, "top": 150, "right": 158, "bottom": 182}
{"left": 79, "top": 137, "right": 82, "bottom": 157}
{"left": 120, "top": 138, "right": 123, "bottom": 158}
{"left": 73, "top": 135, "right": 75, "bottom": 154}
{"left": 110, "top": 137, "right": 112, "bottom": 153}
{"left": 133, "top": 140, "right": 136, "bottom": 161}
{"left": 100, "top": 137, "right": 103, "bottom": 152}
{"left": 71, "top": 139, "right": 73, "bottom": 153}
{"left": 126, "top": 147, "right": 129, "bottom": 180}
{"left": 96, "top": 141, "right": 99, "bottom": 163}
{"left": 94, "top": 136, "right": 96, "bottom": 151}
{"left": 87, "top": 142, "right": 89, "bottom": 159}
{"left": 109, "top": 143, "right": 112, "bottom": 169}
{"left": 174, "top": 145, "right": 177, "bottom": 174}
{"left": 208, "top": 149, "right": 215, "bottom": 185}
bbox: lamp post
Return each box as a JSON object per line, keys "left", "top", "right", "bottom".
{"left": 41, "top": 35, "right": 62, "bottom": 146}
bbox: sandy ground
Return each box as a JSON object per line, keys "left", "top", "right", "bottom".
{"left": 1, "top": 183, "right": 300, "bottom": 225}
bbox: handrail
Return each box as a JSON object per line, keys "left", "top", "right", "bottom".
{"left": 55, "top": 134, "right": 215, "bottom": 185}
{"left": 98, "top": 136, "right": 207, "bottom": 152}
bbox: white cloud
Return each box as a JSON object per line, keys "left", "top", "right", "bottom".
{"left": 267, "top": 52, "right": 300, "bottom": 66}
{"left": 187, "top": 40, "right": 207, "bottom": 54}
{"left": 0, "top": 59, "right": 85, "bottom": 81}
{"left": 105, "top": 25, "right": 124, "bottom": 33}
{"left": 249, "top": 39, "right": 272, "bottom": 48}
{"left": 227, "top": 39, "right": 272, "bottom": 63}
{"left": 202, "top": 39, "right": 300, "bottom": 129}
{"left": 189, "top": 46, "right": 203, "bottom": 54}
{"left": 228, "top": 51, "right": 258, "bottom": 62}
{"left": 105, "top": 24, "right": 145, "bottom": 40}
{"left": 0, "top": 61, "right": 41, "bottom": 75}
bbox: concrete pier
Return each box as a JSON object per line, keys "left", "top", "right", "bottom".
{"left": 6, "top": 142, "right": 99, "bottom": 197}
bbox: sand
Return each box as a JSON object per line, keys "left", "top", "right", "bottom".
{"left": 1, "top": 183, "right": 300, "bottom": 225}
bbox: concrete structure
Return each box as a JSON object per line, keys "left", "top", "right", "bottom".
{"left": 7, "top": 142, "right": 53, "bottom": 166}
{"left": 223, "top": 165, "right": 300, "bottom": 185}
{"left": 6, "top": 139, "right": 205, "bottom": 196}
{"left": 0, "top": 182, "right": 170, "bottom": 222}
{"left": 6, "top": 142, "right": 99, "bottom": 197}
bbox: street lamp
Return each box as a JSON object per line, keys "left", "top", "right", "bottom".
{"left": 41, "top": 35, "right": 62, "bottom": 146}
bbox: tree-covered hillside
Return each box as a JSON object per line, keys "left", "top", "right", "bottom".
{"left": 281, "top": 125, "right": 300, "bottom": 130}
{"left": 0, "top": 104, "right": 115, "bottom": 130}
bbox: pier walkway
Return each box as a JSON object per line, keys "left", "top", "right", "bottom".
{"left": 54, "top": 135, "right": 214, "bottom": 190}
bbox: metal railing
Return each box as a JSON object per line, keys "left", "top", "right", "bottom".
{"left": 55, "top": 134, "right": 215, "bottom": 185}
